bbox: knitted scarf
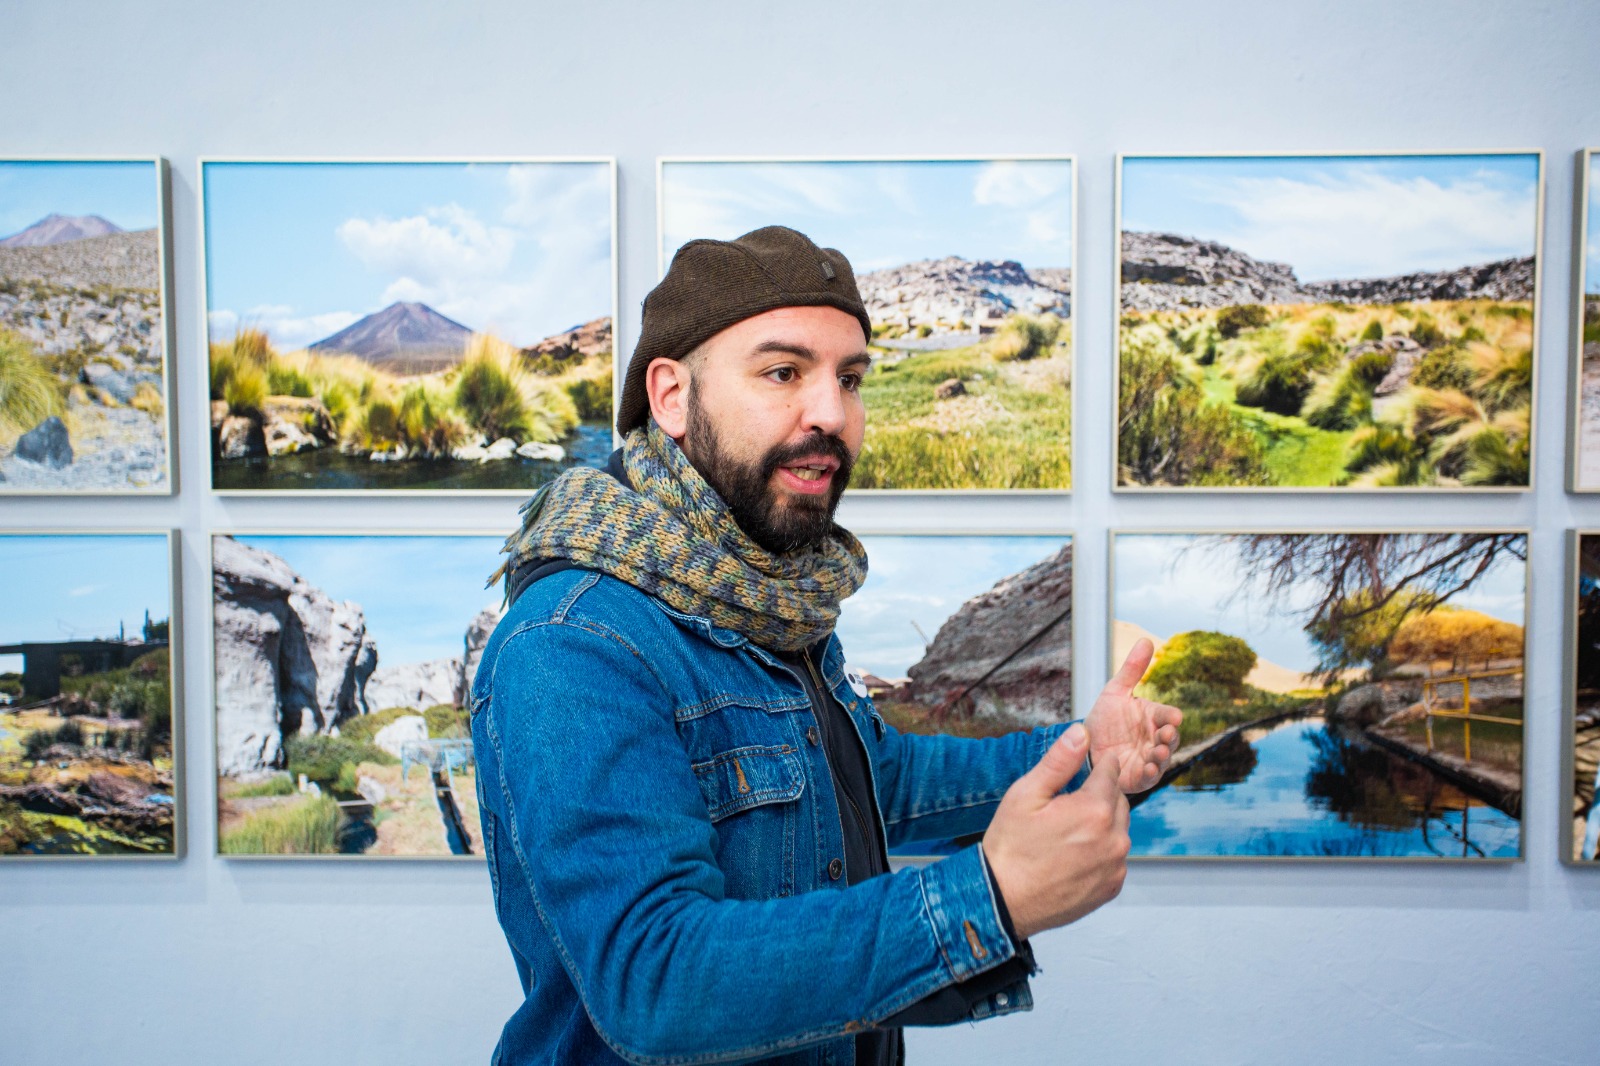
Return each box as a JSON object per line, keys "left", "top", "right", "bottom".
{"left": 491, "top": 420, "right": 867, "bottom": 652}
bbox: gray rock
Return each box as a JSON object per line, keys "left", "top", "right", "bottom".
{"left": 935, "top": 378, "right": 966, "bottom": 400}
{"left": 83, "top": 362, "right": 136, "bottom": 403}
{"left": 516, "top": 440, "right": 565, "bottom": 461}
{"left": 459, "top": 604, "right": 505, "bottom": 704}
{"left": 858, "top": 257, "right": 1070, "bottom": 334}
{"left": 373, "top": 715, "right": 428, "bottom": 758}
{"left": 14, "top": 416, "right": 73, "bottom": 468}
{"left": 212, "top": 536, "right": 378, "bottom": 775}
{"left": 367, "top": 657, "right": 463, "bottom": 713}
{"left": 217, "top": 415, "right": 266, "bottom": 459}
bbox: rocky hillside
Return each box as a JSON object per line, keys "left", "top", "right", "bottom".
{"left": 1120, "top": 230, "right": 1535, "bottom": 312}
{"left": 857, "top": 257, "right": 1070, "bottom": 333}
{"left": 899, "top": 544, "right": 1073, "bottom": 726}
{"left": 309, "top": 300, "right": 472, "bottom": 372}
{"left": 213, "top": 534, "right": 505, "bottom": 776}
{"left": 524, "top": 315, "right": 612, "bottom": 362}
{"left": 0, "top": 228, "right": 167, "bottom": 491}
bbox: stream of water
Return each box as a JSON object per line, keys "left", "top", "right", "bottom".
{"left": 1128, "top": 715, "right": 1520, "bottom": 858}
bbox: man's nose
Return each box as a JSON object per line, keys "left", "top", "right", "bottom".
{"left": 798, "top": 375, "right": 848, "bottom": 437}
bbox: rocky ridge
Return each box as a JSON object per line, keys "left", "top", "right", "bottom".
{"left": 857, "top": 257, "right": 1070, "bottom": 334}
{"left": 1120, "top": 231, "right": 1535, "bottom": 313}
{"left": 1, "top": 213, "right": 124, "bottom": 248}
{"left": 899, "top": 544, "right": 1073, "bottom": 726}
{"left": 524, "top": 315, "right": 613, "bottom": 362}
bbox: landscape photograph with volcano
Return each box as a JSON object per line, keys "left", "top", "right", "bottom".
{"left": 1117, "top": 153, "right": 1540, "bottom": 490}
{"left": 660, "top": 157, "right": 1074, "bottom": 490}
{"left": 203, "top": 159, "right": 615, "bottom": 492}
{"left": 0, "top": 159, "right": 172, "bottom": 493}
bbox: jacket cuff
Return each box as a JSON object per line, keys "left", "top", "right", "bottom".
{"left": 917, "top": 843, "right": 1016, "bottom": 983}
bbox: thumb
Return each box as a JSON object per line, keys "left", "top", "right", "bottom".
{"left": 1086, "top": 746, "right": 1123, "bottom": 797}
{"left": 1016, "top": 723, "right": 1091, "bottom": 802}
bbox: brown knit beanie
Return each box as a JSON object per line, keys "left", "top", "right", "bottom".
{"left": 616, "top": 225, "right": 873, "bottom": 434}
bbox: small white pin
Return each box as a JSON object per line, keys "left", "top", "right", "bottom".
{"left": 844, "top": 665, "right": 869, "bottom": 698}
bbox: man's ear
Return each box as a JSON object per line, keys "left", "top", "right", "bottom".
{"left": 645, "top": 357, "right": 693, "bottom": 440}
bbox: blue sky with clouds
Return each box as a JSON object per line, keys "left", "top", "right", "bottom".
{"left": 1122, "top": 154, "right": 1540, "bottom": 282}
{"left": 0, "top": 535, "right": 171, "bottom": 673}
{"left": 837, "top": 535, "right": 1071, "bottom": 680}
{"left": 660, "top": 159, "right": 1073, "bottom": 275}
{"left": 0, "top": 160, "right": 159, "bottom": 239}
{"left": 1113, "top": 534, "right": 1526, "bottom": 674}
{"left": 204, "top": 161, "right": 612, "bottom": 351}
{"left": 226, "top": 535, "right": 503, "bottom": 669}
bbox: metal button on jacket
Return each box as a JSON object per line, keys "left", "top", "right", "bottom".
{"left": 828, "top": 858, "right": 844, "bottom": 880}
{"left": 806, "top": 726, "right": 819, "bottom": 746}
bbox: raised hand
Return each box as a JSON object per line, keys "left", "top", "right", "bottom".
{"left": 982, "top": 724, "right": 1131, "bottom": 939}
{"left": 1085, "top": 638, "right": 1183, "bottom": 794}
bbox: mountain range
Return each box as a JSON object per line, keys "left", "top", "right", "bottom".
{"left": 1121, "top": 231, "right": 1535, "bottom": 313}
{"left": 0, "top": 213, "right": 125, "bottom": 248}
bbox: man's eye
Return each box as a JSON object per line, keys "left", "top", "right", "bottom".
{"left": 769, "top": 367, "right": 796, "bottom": 383}
{"left": 839, "top": 373, "right": 862, "bottom": 392}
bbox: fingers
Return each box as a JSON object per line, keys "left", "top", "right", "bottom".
{"left": 1019, "top": 722, "right": 1092, "bottom": 801}
{"left": 1085, "top": 746, "right": 1123, "bottom": 799}
{"left": 1104, "top": 638, "right": 1156, "bottom": 698}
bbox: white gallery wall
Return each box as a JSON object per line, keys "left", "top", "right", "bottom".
{"left": 3, "top": 1, "right": 1597, "bottom": 1063}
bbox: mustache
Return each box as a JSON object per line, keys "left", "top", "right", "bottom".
{"left": 759, "top": 432, "right": 854, "bottom": 482}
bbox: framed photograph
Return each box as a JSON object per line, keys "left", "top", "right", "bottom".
{"left": 0, "top": 531, "right": 181, "bottom": 858}
{"left": 1111, "top": 530, "right": 1527, "bottom": 861}
{"left": 1115, "top": 152, "right": 1542, "bottom": 492}
{"left": 211, "top": 532, "right": 505, "bottom": 859}
{"left": 838, "top": 532, "right": 1074, "bottom": 860}
{"left": 1571, "top": 150, "right": 1600, "bottom": 491}
{"left": 659, "top": 157, "right": 1075, "bottom": 492}
{"left": 201, "top": 158, "right": 617, "bottom": 495}
{"left": 1566, "top": 531, "right": 1600, "bottom": 862}
{"left": 0, "top": 158, "right": 174, "bottom": 494}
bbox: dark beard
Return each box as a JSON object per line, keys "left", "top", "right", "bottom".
{"left": 684, "top": 390, "right": 853, "bottom": 554}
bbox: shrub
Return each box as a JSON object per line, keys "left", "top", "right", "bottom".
{"left": 219, "top": 795, "right": 341, "bottom": 855}
{"left": 1236, "top": 353, "right": 1315, "bottom": 416}
{"left": 230, "top": 774, "right": 296, "bottom": 798}
{"left": 360, "top": 397, "right": 399, "bottom": 447}
{"left": 1472, "top": 346, "right": 1531, "bottom": 413}
{"left": 1361, "top": 319, "right": 1385, "bottom": 342}
{"left": 0, "top": 328, "right": 63, "bottom": 435}
{"left": 1343, "top": 423, "right": 1427, "bottom": 484}
{"left": 424, "top": 703, "right": 469, "bottom": 738}
{"left": 1216, "top": 304, "right": 1271, "bottom": 339}
{"left": 521, "top": 381, "right": 580, "bottom": 445}
{"left": 1410, "top": 315, "right": 1445, "bottom": 348}
{"left": 267, "top": 363, "right": 314, "bottom": 398}
{"left": 566, "top": 368, "right": 613, "bottom": 422}
{"left": 283, "top": 734, "right": 395, "bottom": 784}
{"left": 1144, "top": 631, "right": 1257, "bottom": 701}
{"left": 397, "top": 383, "right": 466, "bottom": 455}
{"left": 1412, "top": 344, "right": 1475, "bottom": 392}
{"left": 1118, "top": 335, "right": 1270, "bottom": 486}
{"left": 455, "top": 334, "right": 531, "bottom": 441}
{"left": 990, "top": 314, "right": 1062, "bottom": 362}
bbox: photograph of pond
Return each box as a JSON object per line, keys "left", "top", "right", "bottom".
{"left": 836, "top": 533, "right": 1073, "bottom": 858}
{"left": 1573, "top": 151, "right": 1600, "bottom": 491}
{"left": 1117, "top": 153, "right": 1540, "bottom": 490}
{"left": 1112, "top": 531, "right": 1526, "bottom": 860}
{"left": 660, "top": 158, "right": 1073, "bottom": 490}
{"left": 0, "top": 532, "right": 178, "bottom": 857}
{"left": 1, "top": 159, "right": 173, "bottom": 493}
{"left": 1568, "top": 532, "right": 1600, "bottom": 862}
{"left": 203, "top": 159, "right": 616, "bottom": 493}
{"left": 212, "top": 533, "right": 503, "bottom": 858}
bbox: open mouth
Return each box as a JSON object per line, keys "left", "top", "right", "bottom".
{"left": 777, "top": 457, "right": 839, "bottom": 492}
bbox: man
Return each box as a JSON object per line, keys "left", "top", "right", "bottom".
{"left": 472, "top": 226, "right": 1181, "bottom": 1065}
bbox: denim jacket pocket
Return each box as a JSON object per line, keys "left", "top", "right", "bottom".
{"left": 692, "top": 743, "right": 806, "bottom": 901}
{"left": 692, "top": 743, "right": 806, "bottom": 822}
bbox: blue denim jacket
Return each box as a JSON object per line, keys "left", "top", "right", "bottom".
{"left": 471, "top": 568, "right": 1074, "bottom": 1065}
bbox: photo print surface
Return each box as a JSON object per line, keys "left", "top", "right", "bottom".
{"left": 1575, "top": 151, "right": 1600, "bottom": 490}
{"left": 836, "top": 534, "right": 1073, "bottom": 857}
{"left": 1117, "top": 153, "right": 1540, "bottom": 490}
{"left": 203, "top": 159, "right": 616, "bottom": 493}
{"left": 0, "top": 532, "right": 178, "bottom": 857}
{"left": 660, "top": 158, "right": 1074, "bottom": 490}
{"left": 212, "top": 534, "right": 503, "bottom": 858}
{"left": 0, "top": 159, "right": 172, "bottom": 493}
{"left": 1112, "top": 531, "right": 1526, "bottom": 860}
{"left": 1570, "top": 533, "right": 1600, "bottom": 861}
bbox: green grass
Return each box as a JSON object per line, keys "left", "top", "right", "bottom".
{"left": 228, "top": 774, "right": 296, "bottom": 798}
{"left": 219, "top": 795, "right": 341, "bottom": 855}
{"left": 1196, "top": 366, "right": 1350, "bottom": 485}
{"left": 853, "top": 324, "right": 1070, "bottom": 489}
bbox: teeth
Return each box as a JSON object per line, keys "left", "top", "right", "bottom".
{"left": 790, "top": 467, "right": 824, "bottom": 481}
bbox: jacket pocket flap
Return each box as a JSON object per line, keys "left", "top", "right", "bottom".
{"left": 692, "top": 744, "right": 805, "bottom": 822}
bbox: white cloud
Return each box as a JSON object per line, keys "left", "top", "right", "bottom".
{"left": 1200, "top": 168, "right": 1537, "bottom": 281}
{"left": 973, "top": 160, "right": 1068, "bottom": 208}
{"left": 210, "top": 304, "right": 361, "bottom": 351}
{"left": 68, "top": 584, "right": 101, "bottom": 597}
{"left": 338, "top": 204, "right": 515, "bottom": 287}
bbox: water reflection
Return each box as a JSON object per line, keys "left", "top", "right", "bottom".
{"left": 1129, "top": 716, "right": 1520, "bottom": 858}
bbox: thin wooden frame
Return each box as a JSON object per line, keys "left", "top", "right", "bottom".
{"left": 1108, "top": 527, "right": 1529, "bottom": 864}
{"left": 1563, "top": 530, "right": 1600, "bottom": 864}
{"left": 209, "top": 529, "right": 504, "bottom": 861}
{"left": 1113, "top": 150, "right": 1545, "bottom": 495}
{"left": 0, "top": 529, "right": 183, "bottom": 860}
{"left": 1569, "top": 151, "right": 1599, "bottom": 492}
{"left": 198, "top": 157, "right": 619, "bottom": 497}
{"left": 842, "top": 529, "right": 1077, "bottom": 866}
{"left": 0, "top": 157, "right": 176, "bottom": 496}
{"left": 657, "top": 155, "right": 1078, "bottom": 496}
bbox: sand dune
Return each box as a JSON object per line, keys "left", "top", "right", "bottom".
{"left": 1111, "top": 619, "right": 1322, "bottom": 694}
